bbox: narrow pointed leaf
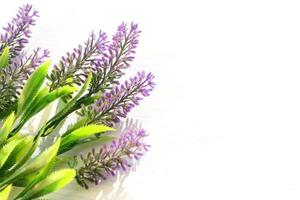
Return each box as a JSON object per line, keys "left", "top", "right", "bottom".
{"left": 62, "top": 117, "right": 88, "bottom": 137}
{"left": 0, "top": 137, "right": 22, "bottom": 169}
{"left": 16, "top": 157, "right": 56, "bottom": 197}
{"left": 1, "top": 136, "right": 33, "bottom": 171}
{"left": 12, "top": 88, "right": 49, "bottom": 134}
{"left": 12, "top": 173, "right": 36, "bottom": 187}
{"left": 58, "top": 134, "right": 115, "bottom": 155}
{"left": 60, "top": 125, "right": 114, "bottom": 150}
{"left": 48, "top": 72, "right": 92, "bottom": 133}
{"left": 18, "top": 59, "right": 51, "bottom": 116}
{"left": 32, "top": 86, "right": 77, "bottom": 116}
{"left": 7, "top": 136, "right": 41, "bottom": 177}
{"left": 18, "top": 138, "right": 61, "bottom": 177}
{"left": 0, "top": 137, "right": 41, "bottom": 187}
{"left": 0, "top": 46, "right": 10, "bottom": 69}
{"left": 0, "top": 184, "right": 11, "bottom": 200}
{"left": 66, "top": 71, "right": 92, "bottom": 107}
{"left": 20, "top": 169, "right": 75, "bottom": 200}
{"left": 21, "top": 86, "right": 77, "bottom": 123}
{"left": 0, "top": 112, "right": 15, "bottom": 144}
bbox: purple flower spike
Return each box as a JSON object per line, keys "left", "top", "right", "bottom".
{"left": 0, "top": 4, "right": 39, "bottom": 58}
{"left": 82, "top": 71, "right": 155, "bottom": 126}
{"left": 71, "top": 126, "right": 150, "bottom": 189}
{"left": 108, "top": 22, "right": 140, "bottom": 70}
{"left": 48, "top": 30, "right": 108, "bottom": 91}
{"left": 89, "top": 22, "right": 141, "bottom": 94}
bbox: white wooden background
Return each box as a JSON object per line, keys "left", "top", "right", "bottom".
{"left": 2, "top": 0, "right": 300, "bottom": 199}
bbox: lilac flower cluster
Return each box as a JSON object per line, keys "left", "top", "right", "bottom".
{"left": 71, "top": 127, "right": 150, "bottom": 189}
{"left": 48, "top": 31, "right": 108, "bottom": 91}
{"left": 9, "top": 48, "right": 50, "bottom": 80}
{"left": 89, "top": 22, "right": 141, "bottom": 94}
{"left": 0, "top": 4, "right": 39, "bottom": 58}
{"left": 47, "top": 22, "right": 141, "bottom": 110}
{"left": 106, "top": 22, "right": 140, "bottom": 71}
{"left": 81, "top": 71, "right": 155, "bottom": 126}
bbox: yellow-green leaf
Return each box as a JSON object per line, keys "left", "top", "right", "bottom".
{"left": 1, "top": 136, "right": 33, "bottom": 171}
{"left": 0, "top": 46, "right": 10, "bottom": 69}
{"left": 15, "top": 157, "right": 56, "bottom": 197}
{"left": 32, "top": 86, "right": 77, "bottom": 116}
{"left": 17, "top": 137, "right": 60, "bottom": 177}
{"left": 21, "top": 86, "right": 77, "bottom": 123}
{"left": 17, "top": 59, "right": 51, "bottom": 116}
{"left": 0, "top": 112, "right": 15, "bottom": 144}
{"left": 60, "top": 125, "right": 114, "bottom": 149}
{"left": 20, "top": 169, "right": 75, "bottom": 200}
{"left": 0, "top": 137, "right": 41, "bottom": 187}
{"left": 53, "top": 72, "right": 92, "bottom": 128}
{"left": 62, "top": 117, "right": 88, "bottom": 137}
{"left": 0, "top": 137, "right": 22, "bottom": 169}
{"left": 0, "top": 184, "right": 12, "bottom": 200}
{"left": 7, "top": 136, "right": 41, "bottom": 178}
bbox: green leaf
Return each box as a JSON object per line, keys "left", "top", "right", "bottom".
{"left": 0, "top": 137, "right": 22, "bottom": 170}
{"left": 81, "top": 134, "right": 116, "bottom": 144}
{"left": 32, "top": 86, "right": 77, "bottom": 116}
{"left": 44, "top": 72, "right": 92, "bottom": 136}
{"left": 11, "top": 87, "right": 49, "bottom": 135}
{"left": 0, "top": 102, "right": 17, "bottom": 121}
{"left": 22, "top": 86, "right": 49, "bottom": 118}
{"left": 0, "top": 138, "right": 60, "bottom": 187}
{"left": 17, "top": 59, "right": 51, "bottom": 116}
{"left": 58, "top": 134, "right": 115, "bottom": 155}
{"left": 0, "top": 46, "right": 10, "bottom": 69}
{"left": 22, "top": 86, "right": 77, "bottom": 122}
{"left": 62, "top": 117, "right": 89, "bottom": 137}
{"left": 7, "top": 136, "right": 41, "bottom": 177}
{"left": 15, "top": 157, "right": 56, "bottom": 197}
{"left": 27, "top": 87, "right": 49, "bottom": 110}
{"left": 19, "top": 169, "right": 75, "bottom": 200}
{"left": 1, "top": 136, "right": 33, "bottom": 171}
{"left": 60, "top": 125, "right": 114, "bottom": 153}
{"left": 18, "top": 137, "right": 61, "bottom": 177}
{"left": 12, "top": 172, "right": 37, "bottom": 187}
{"left": 5, "top": 132, "right": 22, "bottom": 144}
{"left": 0, "top": 112, "right": 15, "bottom": 144}
{"left": 0, "top": 184, "right": 12, "bottom": 200}
{"left": 69, "top": 71, "right": 92, "bottom": 105}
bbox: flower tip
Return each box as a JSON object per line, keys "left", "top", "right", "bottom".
{"left": 131, "top": 22, "right": 138, "bottom": 30}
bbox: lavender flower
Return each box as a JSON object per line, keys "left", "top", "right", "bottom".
{"left": 0, "top": 48, "right": 49, "bottom": 117}
{"left": 0, "top": 4, "right": 39, "bottom": 58}
{"left": 106, "top": 22, "right": 140, "bottom": 71}
{"left": 70, "top": 126, "right": 150, "bottom": 189}
{"left": 89, "top": 22, "right": 141, "bottom": 94}
{"left": 48, "top": 31, "right": 108, "bottom": 92}
{"left": 45, "top": 22, "right": 141, "bottom": 124}
{"left": 79, "top": 71, "right": 155, "bottom": 126}
{"left": 10, "top": 48, "right": 50, "bottom": 76}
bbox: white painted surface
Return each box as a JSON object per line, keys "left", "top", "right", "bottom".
{"left": 2, "top": 0, "right": 300, "bottom": 199}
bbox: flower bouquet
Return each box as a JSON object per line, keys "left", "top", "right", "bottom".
{"left": 0, "top": 4, "right": 155, "bottom": 199}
